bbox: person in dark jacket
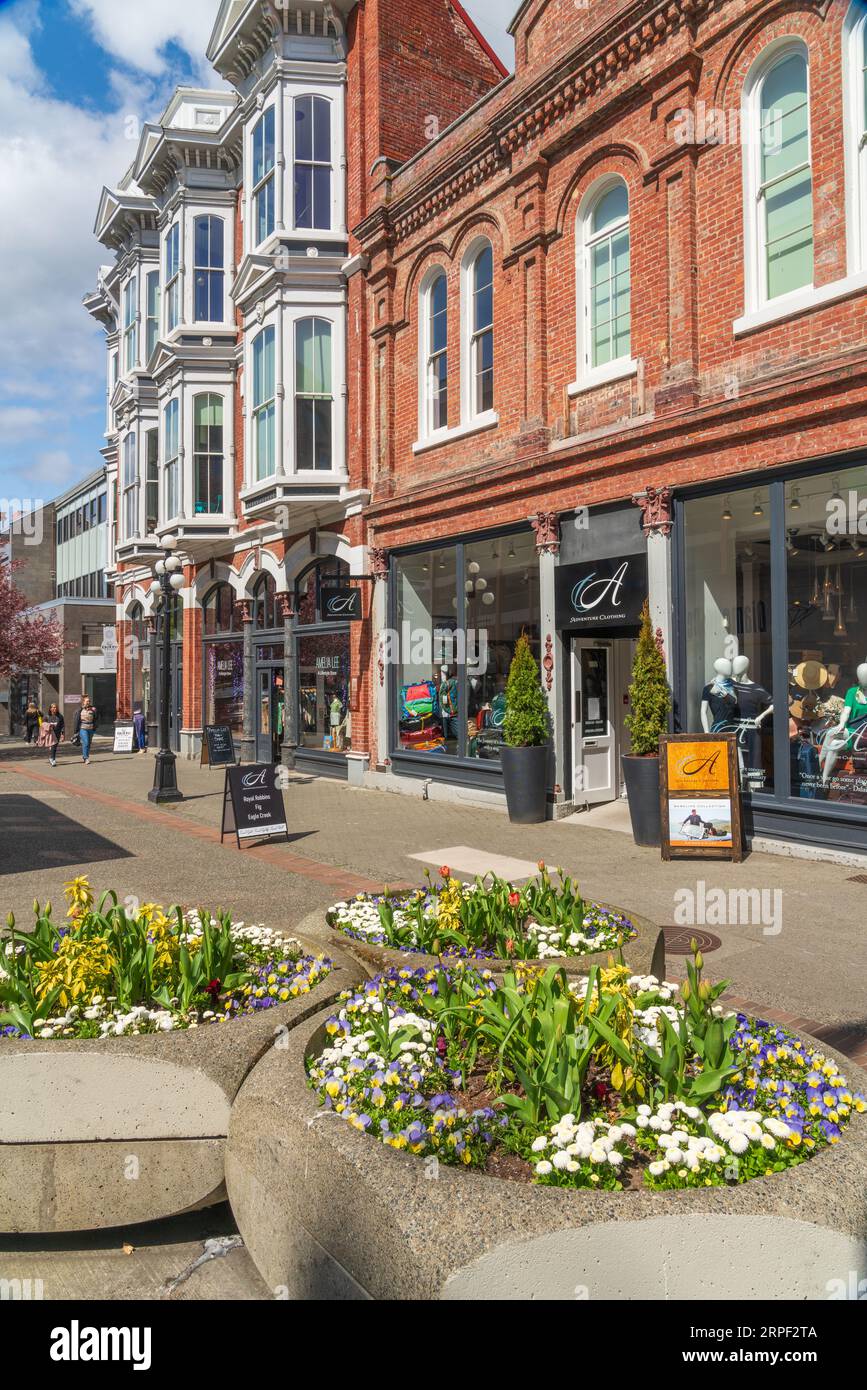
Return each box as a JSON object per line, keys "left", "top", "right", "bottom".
{"left": 133, "top": 706, "right": 147, "bottom": 754}
{"left": 42, "top": 704, "right": 65, "bottom": 767}
{"left": 24, "top": 699, "right": 41, "bottom": 744}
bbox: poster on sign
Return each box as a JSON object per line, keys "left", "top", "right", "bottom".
{"left": 221, "top": 764, "right": 289, "bottom": 849}
{"left": 659, "top": 734, "right": 744, "bottom": 862}
{"left": 113, "top": 723, "right": 135, "bottom": 755}
{"left": 201, "top": 725, "right": 237, "bottom": 769}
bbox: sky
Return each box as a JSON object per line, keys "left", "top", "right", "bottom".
{"left": 0, "top": 0, "right": 516, "bottom": 521}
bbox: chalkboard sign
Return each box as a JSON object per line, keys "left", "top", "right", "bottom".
{"left": 221, "top": 764, "right": 289, "bottom": 849}
{"left": 660, "top": 735, "right": 744, "bottom": 863}
{"left": 113, "top": 723, "right": 135, "bottom": 755}
{"left": 201, "top": 725, "right": 237, "bottom": 769}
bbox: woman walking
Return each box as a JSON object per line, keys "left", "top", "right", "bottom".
{"left": 75, "top": 697, "right": 97, "bottom": 765}
{"left": 41, "top": 703, "right": 65, "bottom": 767}
{"left": 23, "top": 698, "right": 42, "bottom": 745}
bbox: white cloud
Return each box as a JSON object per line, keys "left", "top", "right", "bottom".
{"left": 69, "top": 0, "right": 221, "bottom": 83}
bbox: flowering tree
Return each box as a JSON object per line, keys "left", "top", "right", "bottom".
{"left": 0, "top": 554, "right": 64, "bottom": 679}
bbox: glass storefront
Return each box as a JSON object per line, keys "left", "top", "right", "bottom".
{"left": 202, "top": 583, "right": 243, "bottom": 743}
{"left": 680, "top": 461, "right": 867, "bottom": 831}
{"left": 295, "top": 559, "right": 352, "bottom": 755}
{"left": 392, "top": 529, "right": 540, "bottom": 763}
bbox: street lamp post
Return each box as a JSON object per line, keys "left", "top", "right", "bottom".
{"left": 148, "top": 539, "right": 184, "bottom": 804}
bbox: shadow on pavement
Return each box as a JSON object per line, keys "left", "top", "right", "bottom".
{"left": 0, "top": 795, "right": 132, "bottom": 876}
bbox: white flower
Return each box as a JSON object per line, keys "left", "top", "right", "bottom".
{"left": 531, "top": 1135, "right": 548, "bottom": 1152}
{"left": 607, "top": 1151, "right": 623, "bottom": 1167}
{"left": 728, "top": 1132, "right": 749, "bottom": 1155}
{"left": 760, "top": 1134, "right": 776, "bottom": 1150}
{"left": 535, "top": 1160, "right": 553, "bottom": 1176}
{"left": 552, "top": 1150, "right": 571, "bottom": 1171}
{"left": 648, "top": 1161, "right": 667, "bottom": 1177}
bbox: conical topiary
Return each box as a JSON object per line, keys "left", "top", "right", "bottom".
{"left": 504, "top": 632, "right": 549, "bottom": 748}
{"left": 625, "top": 600, "right": 671, "bottom": 756}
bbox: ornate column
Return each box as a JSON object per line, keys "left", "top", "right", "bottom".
{"left": 633, "top": 486, "right": 674, "bottom": 676}
{"left": 370, "top": 547, "right": 390, "bottom": 769}
{"left": 240, "top": 601, "right": 255, "bottom": 764}
{"left": 280, "top": 591, "right": 298, "bottom": 770}
{"left": 530, "top": 514, "right": 564, "bottom": 815}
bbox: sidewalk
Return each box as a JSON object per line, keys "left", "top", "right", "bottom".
{"left": 0, "top": 749, "right": 865, "bottom": 1035}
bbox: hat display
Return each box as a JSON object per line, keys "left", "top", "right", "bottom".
{"left": 793, "top": 660, "right": 829, "bottom": 691}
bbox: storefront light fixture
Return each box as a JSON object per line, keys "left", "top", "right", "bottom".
{"left": 752, "top": 494, "right": 764, "bottom": 517}
{"left": 722, "top": 497, "right": 733, "bottom": 521}
{"left": 790, "top": 489, "right": 801, "bottom": 511}
{"left": 830, "top": 478, "right": 843, "bottom": 504}
{"left": 482, "top": 591, "right": 495, "bottom": 605}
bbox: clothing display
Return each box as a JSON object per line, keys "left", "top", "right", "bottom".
{"left": 701, "top": 677, "right": 738, "bottom": 731}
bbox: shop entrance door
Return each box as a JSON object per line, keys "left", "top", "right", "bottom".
{"left": 256, "top": 665, "right": 285, "bottom": 764}
{"left": 572, "top": 640, "right": 618, "bottom": 806}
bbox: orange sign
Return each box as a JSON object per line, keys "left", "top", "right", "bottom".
{"left": 666, "top": 739, "right": 732, "bottom": 795}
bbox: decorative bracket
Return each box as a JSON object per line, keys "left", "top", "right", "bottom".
{"left": 530, "top": 512, "right": 561, "bottom": 556}
{"left": 633, "top": 486, "right": 673, "bottom": 538}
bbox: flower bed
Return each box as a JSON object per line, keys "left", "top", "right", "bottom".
{"left": 328, "top": 865, "right": 638, "bottom": 963}
{"left": 307, "top": 950, "right": 865, "bottom": 1194}
{"left": 0, "top": 877, "right": 331, "bottom": 1040}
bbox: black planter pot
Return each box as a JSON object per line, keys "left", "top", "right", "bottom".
{"left": 500, "top": 744, "right": 550, "bottom": 824}
{"left": 622, "top": 754, "right": 661, "bottom": 848}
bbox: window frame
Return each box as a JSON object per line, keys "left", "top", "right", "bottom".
{"left": 165, "top": 222, "right": 181, "bottom": 334}
{"left": 844, "top": 4, "right": 867, "bottom": 276}
{"left": 418, "top": 268, "right": 449, "bottom": 441}
{"left": 251, "top": 105, "right": 276, "bottom": 248}
{"left": 742, "top": 38, "right": 814, "bottom": 313}
{"left": 193, "top": 392, "right": 225, "bottom": 515}
{"left": 251, "top": 325, "right": 277, "bottom": 482}
{"left": 145, "top": 429, "right": 159, "bottom": 535}
{"left": 145, "top": 270, "right": 160, "bottom": 362}
{"left": 122, "top": 431, "right": 138, "bottom": 540}
{"left": 293, "top": 94, "right": 333, "bottom": 231}
{"left": 576, "top": 175, "right": 633, "bottom": 383}
{"left": 294, "top": 316, "right": 334, "bottom": 472}
{"left": 122, "top": 277, "right": 138, "bottom": 374}
{"left": 164, "top": 397, "right": 180, "bottom": 522}
{"left": 193, "top": 215, "right": 225, "bottom": 323}
{"left": 460, "top": 239, "right": 495, "bottom": 424}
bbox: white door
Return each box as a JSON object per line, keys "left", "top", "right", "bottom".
{"left": 572, "top": 640, "right": 616, "bottom": 805}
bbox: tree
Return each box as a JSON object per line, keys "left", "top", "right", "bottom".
{"left": 504, "top": 632, "right": 549, "bottom": 748}
{"left": 0, "top": 555, "right": 64, "bottom": 679}
{"left": 625, "top": 600, "right": 671, "bottom": 756}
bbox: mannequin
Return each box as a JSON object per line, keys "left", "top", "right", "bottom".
{"left": 439, "top": 665, "right": 459, "bottom": 742}
{"left": 701, "top": 658, "right": 737, "bottom": 733}
{"left": 820, "top": 662, "right": 867, "bottom": 788}
{"left": 732, "top": 655, "right": 773, "bottom": 786}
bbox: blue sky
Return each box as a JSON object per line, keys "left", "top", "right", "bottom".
{"left": 0, "top": 0, "right": 514, "bottom": 522}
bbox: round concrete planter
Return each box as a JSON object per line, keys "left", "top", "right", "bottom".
{"left": 0, "top": 940, "right": 366, "bottom": 1234}
{"left": 313, "top": 902, "right": 666, "bottom": 984}
{"left": 225, "top": 1006, "right": 867, "bottom": 1301}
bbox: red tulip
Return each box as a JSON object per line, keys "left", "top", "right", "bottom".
{"left": 508, "top": 892, "right": 521, "bottom": 909}
{"left": 440, "top": 866, "right": 451, "bottom": 879}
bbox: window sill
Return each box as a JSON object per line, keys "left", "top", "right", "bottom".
{"left": 567, "top": 359, "right": 638, "bottom": 396}
{"left": 240, "top": 473, "right": 349, "bottom": 502}
{"left": 412, "top": 411, "right": 499, "bottom": 455}
{"left": 733, "top": 271, "right": 867, "bottom": 336}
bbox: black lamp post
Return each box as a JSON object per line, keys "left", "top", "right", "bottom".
{"left": 148, "top": 539, "right": 184, "bottom": 804}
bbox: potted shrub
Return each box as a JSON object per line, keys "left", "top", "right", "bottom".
{"left": 500, "top": 632, "right": 550, "bottom": 824}
{"left": 623, "top": 600, "right": 671, "bottom": 847}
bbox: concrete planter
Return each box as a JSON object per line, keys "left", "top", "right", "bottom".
{"left": 315, "top": 902, "right": 666, "bottom": 983}
{"left": 0, "top": 943, "right": 365, "bottom": 1234}
{"left": 226, "top": 1006, "right": 867, "bottom": 1301}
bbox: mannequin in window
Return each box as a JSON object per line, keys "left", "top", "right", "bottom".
{"left": 700, "top": 658, "right": 737, "bottom": 733}
{"left": 820, "top": 662, "right": 867, "bottom": 788}
{"left": 439, "top": 666, "right": 459, "bottom": 743}
{"left": 732, "top": 654, "right": 773, "bottom": 786}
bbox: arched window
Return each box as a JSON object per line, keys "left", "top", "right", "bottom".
{"left": 202, "top": 583, "right": 237, "bottom": 636}
{"left": 253, "top": 574, "right": 278, "bottom": 630}
{"left": 295, "top": 318, "right": 333, "bottom": 470}
{"left": 193, "top": 394, "right": 224, "bottom": 515}
{"left": 744, "top": 43, "right": 813, "bottom": 307}
{"left": 462, "top": 241, "right": 494, "bottom": 420}
{"left": 579, "top": 178, "right": 631, "bottom": 373}
{"left": 252, "top": 106, "right": 276, "bottom": 246}
{"left": 844, "top": 4, "right": 867, "bottom": 274}
{"left": 294, "top": 95, "right": 332, "bottom": 230}
{"left": 420, "top": 270, "right": 448, "bottom": 437}
{"left": 193, "top": 216, "right": 224, "bottom": 321}
{"left": 252, "top": 326, "right": 276, "bottom": 480}
{"left": 295, "top": 557, "right": 349, "bottom": 625}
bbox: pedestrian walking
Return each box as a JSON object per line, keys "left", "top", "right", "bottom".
{"left": 41, "top": 703, "right": 65, "bottom": 767}
{"left": 75, "top": 697, "right": 97, "bottom": 764}
{"left": 23, "top": 699, "right": 42, "bottom": 745}
{"left": 133, "top": 705, "right": 148, "bottom": 754}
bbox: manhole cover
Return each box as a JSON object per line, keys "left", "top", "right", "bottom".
{"left": 847, "top": 874, "right": 867, "bottom": 885}
{"left": 662, "top": 927, "right": 722, "bottom": 956}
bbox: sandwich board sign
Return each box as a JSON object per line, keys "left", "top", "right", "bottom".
{"left": 113, "top": 722, "right": 135, "bottom": 754}
{"left": 201, "top": 725, "right": 237, "bottom": 769}
{"left": 220, "top": 764, "right": 289, "bottom": 849}
{"left": 659, "top": 734, "right": 744, "bottom": 863}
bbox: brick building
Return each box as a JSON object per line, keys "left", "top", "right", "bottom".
{"left": 84, "top": 0, "right": 502, "bottom": 776}
{"left": 352, "top": 0, "right": 867, "bottom": 854}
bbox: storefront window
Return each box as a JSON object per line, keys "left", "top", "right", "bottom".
{"left": 298, "top": 631, "right": 351, "bottom": 752}
{"left": 393, "top": 532, "right": 540, "bottom": 761}
{"left": 786, "top": 464, "right": 867, "bottom": 803}
{"left": 253, "top": 574, "right": 278, "bottom": 631}
{"left": 203, "top": 583, "right": 238, "bottom": 635}
{"left": 683, "top": 489, "right": 774, "bottom": 792}
{"left": 205, "top": 640, "right": 244, "bottom": 736}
